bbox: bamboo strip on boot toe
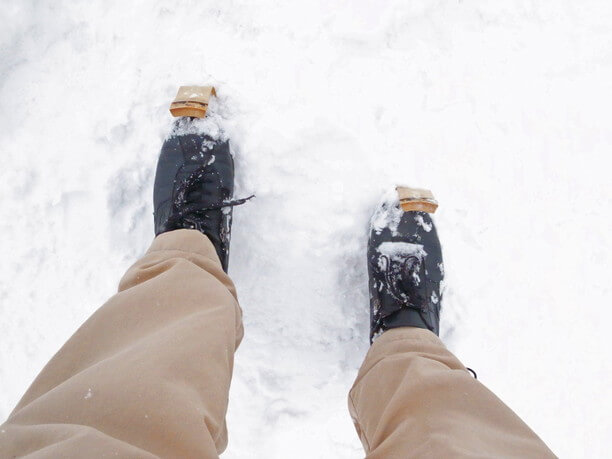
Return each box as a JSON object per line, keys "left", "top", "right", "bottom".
{"left": 396, "top": 186, "right": 438, "bottom": 213}
{"left": 170, "top": 85, "right": 217, "bottom": 118}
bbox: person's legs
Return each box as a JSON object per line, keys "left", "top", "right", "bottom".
{"left": 1, "top": 106, "right": 248, "bottom": 458}
{"left": 349, "top": 191, "right": 555, "bottom": 458}
{"left": 349, "top": 327, "right": 555, "bottom": 458}
{"left": 0, "top": 229, "right": 242, "bottom": 458}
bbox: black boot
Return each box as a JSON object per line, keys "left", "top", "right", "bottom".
{"left": 153, "top": 121, "right": 251, "bottom": 272}
{"left": 368, "top": 196, "right": 444, "bottom": 343}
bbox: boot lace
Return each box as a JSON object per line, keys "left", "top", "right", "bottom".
{"left": 166, "top": 164, "right": 254, "bottom": 228}
{"left": 376, "top": 253, "right": 437, "bottom": 332}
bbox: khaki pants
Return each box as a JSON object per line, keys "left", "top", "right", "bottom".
{"left": 0, "top": 230, "right": 555, "bottom": 458}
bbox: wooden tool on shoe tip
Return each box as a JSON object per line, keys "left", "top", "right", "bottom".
{"left": 170, "top": 85, "right": 216, "bottom": 118}
{"left": 396, "top": 186, "right": 438, "bottom": 213}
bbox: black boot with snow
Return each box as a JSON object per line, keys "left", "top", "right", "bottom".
{"left": 153, "top": 120, "right": 250, "bottom": 272}
{"left": 368, "top": 194, "right": 444, "bottom": 343}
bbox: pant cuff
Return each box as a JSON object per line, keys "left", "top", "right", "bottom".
{"left": 148, "top": 229, "right": 219, "bottom": 263}
{"left": 373, "top": 326, "right": 443, "bottom": 347}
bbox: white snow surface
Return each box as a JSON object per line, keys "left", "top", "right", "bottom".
{"left": 1, "top": 2, "right": 611, "bottom": 457}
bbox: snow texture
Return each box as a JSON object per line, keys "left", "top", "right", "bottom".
{"left": 376, "top": 241, "right": 427, "bottom": 262}
{"left": 1, "top": 1, "right": 611, "bottom": 457}
{"left": 370, "top": 189, "right": 404, "bottom": 236}
{"left": 414, "top": 213, "right": 433, "bottom": 232}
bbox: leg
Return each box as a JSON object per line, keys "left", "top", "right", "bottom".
{"left": 0, "top": 229, "right": 243, "bottom": 458}
{"left": 351, "top": 189, "right": 555, "bottom": 458}
{"left": 348, "top": 327, "right": 555, "bottom": 458}
{"left": 1, "top": 90, "right": 249, "bottom": 457}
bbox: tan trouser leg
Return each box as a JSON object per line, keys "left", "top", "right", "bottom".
{"left": 0, "top": 229, "right": 243, "bottom": 458}
{"left": 348, "top": 327, "right": 556, "bottom": 458}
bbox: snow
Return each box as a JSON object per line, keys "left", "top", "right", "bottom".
{"left": 1, "top": 1, "right": 611, "bottom": 457}
{"left": 171, "top": 101, "right": 228, "bottom": 140}
{"left": 370, "top": 189, "right": 403, "bottom": 235}
{"left": 414, "top": 213, "right": 433, "bottom": 232}
{"left": 376, "top": 241, "right": 427, "bottom": 262}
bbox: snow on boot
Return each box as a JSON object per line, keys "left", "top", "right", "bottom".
{"left": 368, "top": 189, "right": 444, "bottom": 343}
{"left": 153, "top": 117, "right": 251, "bottom": 272}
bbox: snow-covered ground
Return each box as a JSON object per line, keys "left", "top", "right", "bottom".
{"left": 1, "top": 1, "right": 611, "bottom": 457}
